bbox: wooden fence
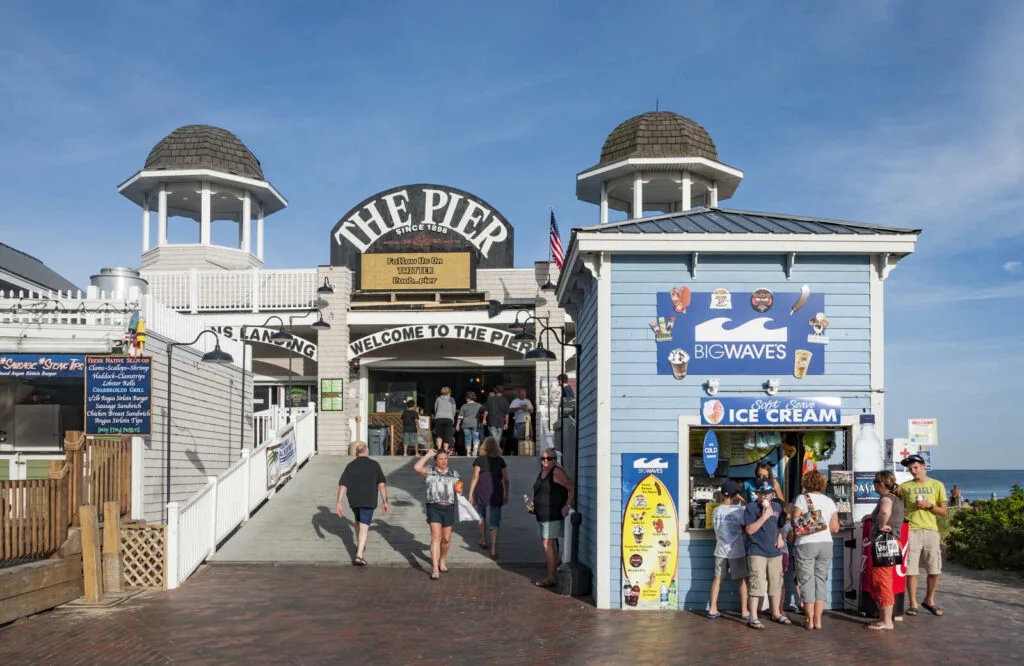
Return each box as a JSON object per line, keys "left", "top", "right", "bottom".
{"left": 0, "top": 478, "right": 68, "bottom": 565}
{"left": 62, "top": 431, "right": 132, "bottom": 527}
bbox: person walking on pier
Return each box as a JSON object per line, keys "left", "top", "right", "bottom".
{"left": 336, "top": 443, "right": 389, "bottom": 566}
{"left": 415, "top": 449, "right": 462, "bottom": 580}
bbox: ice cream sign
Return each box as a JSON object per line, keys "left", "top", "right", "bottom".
{"left": 700, "top": 397, "right": 842, "bottom": 426}
{"left": 654, "top": 287, "right": 827, "bottom": 378}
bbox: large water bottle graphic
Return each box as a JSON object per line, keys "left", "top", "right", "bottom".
{"left": 852, "top": 413, "right": 884, "bottom": 521}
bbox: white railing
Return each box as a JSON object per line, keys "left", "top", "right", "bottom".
{"left": 166, "top": 408, "right": 317, "bottom": 589}
{"left": 253, "top": 404, "right": 315, "bottom": 447}
{"left": 141, "top": 269, "right": 319, "bottom": 313}
{"left": 142, "top": 296, "right": 245, "bottom": 368}
{"left": 0, "top": 289, "right": 137, "bottom": 328}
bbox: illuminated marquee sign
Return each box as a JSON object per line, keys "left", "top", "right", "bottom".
{"left": 360, "top": 252, "right": 473, "bottom": 291}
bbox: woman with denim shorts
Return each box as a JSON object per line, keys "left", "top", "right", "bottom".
{"left": 468, "top": 436, "right": 508, "bottom": 559}
{"left": 414, "top": 449, "right": 461, "bottom": 580}
{"left": 530, "top": 447, "right": 574, "bottom": 588}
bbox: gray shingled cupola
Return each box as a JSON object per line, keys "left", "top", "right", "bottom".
{"left": 576, "top": 111, "right": 744, "bottom": 223}
{"left": 117, "top": 125, "right": 288, "bottom": 271}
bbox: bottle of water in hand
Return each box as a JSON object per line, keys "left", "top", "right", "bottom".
{"left": 523, "top": 494, "right": 534, "bottom": 514}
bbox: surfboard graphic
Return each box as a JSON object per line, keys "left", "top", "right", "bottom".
{"left": 621, "top": 473, "right": 678, "bottom": 609}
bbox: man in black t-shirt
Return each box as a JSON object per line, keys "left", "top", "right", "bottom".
{"left": 401, "top": 400, "right": 422, "bottom": 455}
{"left": 482, "top": 385, "right": 511, "bottom": 454}
{"left": 336, "top": 444, "right": 388, "bottom": 566}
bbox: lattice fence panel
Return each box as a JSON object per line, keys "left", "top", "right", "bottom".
{"left": 121, "top": 524, "right": 166, "bottom": 589}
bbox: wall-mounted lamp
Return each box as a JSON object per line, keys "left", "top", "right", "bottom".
{"left": 764, "top": 378, "right": 781, "bottom": 396}
{"left": 317, "top": 278, "right": 335, "bottom": 295}
{"left": 705, "top": 379, "right": 720, "bottom": 397}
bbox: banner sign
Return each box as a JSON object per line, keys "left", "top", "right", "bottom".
{"left": 621, "top": 454, "right": 679, "bottom": 610}
{"left": 0, "top": 354, "right": 85, "bottom": 378}
{"left": 700, "top": 396, "right": 841, "bottom": 426}
{"left": 348, "top": 324, "right": 535, "bottom": 359}
{"left": 360, "top": 252, "right": 473, "bottom": 291}
{"left": 702, "top": 431, "right": 719, "bottom": 476}
{"left": 655, "top": 287, "right": 827, "bottom": 379}
{"left": 84, "top": 356, "right": 152, "bottom": 436}
{"left": 210, "top": 326, "right": 318, "bottom": 361}
{"left": 267, "top": 425, "right": 297, "bottom": 489}
{"left": 908, "top": 418, "right": 938, "bottom": 447}
{"left": 330, "top": 183, "right": 515, "bottom": 273}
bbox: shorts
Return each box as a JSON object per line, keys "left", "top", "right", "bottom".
{"left": 474, "top": 503, "right": 502, "bottom": 530}
{"left": 402, "top": 432, "right": 419, "bottom": 449}
{"left": 434, "top": 418, "right": 454, "bottom": 444}
{"left": 426, "top": 502, "right": 455, "bottom": 528}
{"left": 871, "top": 565, "right": 895, "bottom": 607}
{"left": 906, "top": 529, "right": 942, "bottom": 575}
{"left": 714, "top": 556, "right": 748, "bottom": 580}
{"left": 747, "top": 555, "right": 784, "bottom": 597}
{"left": 353, "top": 507, "right": 374, "bottom": 525}
{"left": 538, "top": 519, "right": 564, "bottom": 540}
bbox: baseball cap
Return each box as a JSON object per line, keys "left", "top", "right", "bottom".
{"left": 754, "top": 478, "right": 774, "bottom": 494}
{"left": 720, "top": 480, "right": 742, "bottom": 497}
{"left": 901, "top": 454, "right": 926, "bottom": 467}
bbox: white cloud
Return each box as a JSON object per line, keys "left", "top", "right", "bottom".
{"left": 1004, "top": 260, "right": 1022, "bottom": 273}
{"left": 792, "top": 5, "right": 1024, "bottom": 255}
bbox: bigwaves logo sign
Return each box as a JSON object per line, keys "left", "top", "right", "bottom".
{"left": 655, "top": 290, "right": 826, "bottom": 377}
{"left": 632, "top": 457, "right": 670, "bottom": 474}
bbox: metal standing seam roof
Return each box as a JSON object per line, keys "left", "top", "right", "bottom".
{"left": 0, "top": 243, "right": 81, "bottom": 293}
{"left": 578, "top": 208, "right": 921, "bottom": 236}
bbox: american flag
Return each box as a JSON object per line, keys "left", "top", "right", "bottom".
{"left": 549, "top": 210, "right": 564, "bottom": 269}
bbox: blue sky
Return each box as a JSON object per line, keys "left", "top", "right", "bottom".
{"left": 2, "top": 1, "right": 1022, "bottom": 468}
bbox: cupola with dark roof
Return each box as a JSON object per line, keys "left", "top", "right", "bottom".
{"left": 577, "top": 111, "right": 744, "bottom": 223}
{"left": 117, "top": 125, "right": 288, "bottom": 271}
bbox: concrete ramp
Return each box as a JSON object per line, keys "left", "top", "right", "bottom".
{"left": 212, "top": 455, "right": 547, "bottom": 567}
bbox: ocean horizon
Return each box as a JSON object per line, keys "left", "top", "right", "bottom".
{"left": 930, "top": 469, "right": 1022, "bottom": 501}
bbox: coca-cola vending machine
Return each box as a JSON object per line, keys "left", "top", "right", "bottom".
{"left": 856, "top": 518, "right": 909, "bottom": 617}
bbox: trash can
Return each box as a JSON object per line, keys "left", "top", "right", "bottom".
{"left": 367, "top": 426, "right": 388, "bottom": 457}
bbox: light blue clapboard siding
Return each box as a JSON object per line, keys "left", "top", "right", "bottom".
{"left": 606, "top": 252, "right": 873, "bottom": 610}
{"left": 574, "top": 274, "right": 599, "bottom": 581}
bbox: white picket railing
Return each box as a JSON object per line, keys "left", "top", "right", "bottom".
{"left": 141, "top": 268, "right": 320, "bottom": 314}
{"left": 166, "top": 409, "right": 317, "bottom": 589}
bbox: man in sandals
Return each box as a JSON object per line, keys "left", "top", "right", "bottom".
{"left": 900, "top": 454, "right": 948, "bottom": 617}
{"left": 336, "top": 443, "right": 389, "bottom": 566}
{"left": 742, "top": 478, "right": 791, "bottom": 629}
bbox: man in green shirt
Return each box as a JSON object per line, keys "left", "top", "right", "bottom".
{"left": 900, "top": 454, "right": 948, "bottom": 617}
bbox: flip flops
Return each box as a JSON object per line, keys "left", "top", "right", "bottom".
{"left": 353, "top": 557, "right": 367, "bottom": 566}
{"left": 430, "top": 572, "right": 440, "bottom": 580}
{"left": 772, "top": 615, "right": 792, "bottom": 625}
{"left": 534, "top": 579, "right": 557, "bottom": 588}
{"left": 906, "top": 607, "right": 919, "bottom": 616}
{"left": 865, "top": 623, "right": 894, "bottom": 631}
{"left": 922, "top": 603, "right": 944, "bottom": 616}
{"left": 748, "top": 619, "right": 765, "bottom": 630}
{"left": 705, "top": 612, "right": 720, "bottom": 620}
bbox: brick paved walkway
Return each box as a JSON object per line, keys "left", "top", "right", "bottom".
{"left": 2, "top": 562, "right": 1021, "bottom": 664}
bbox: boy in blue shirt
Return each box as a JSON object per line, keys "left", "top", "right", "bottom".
{"left": 742, "top": 478, "right": 791, "bottom": 629}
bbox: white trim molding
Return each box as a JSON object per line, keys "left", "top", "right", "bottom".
{"left": 869, "top": 256, "right": 886, "bottom": 433}
{"left": 595, "top": 252, "right": 613, "bottom": 609}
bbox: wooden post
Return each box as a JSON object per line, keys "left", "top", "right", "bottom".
{"left": 102, "top": 501, "right": 123, "bottom": 593}
{"left": 80, "top": 505, "right": 103, "bottom": 602}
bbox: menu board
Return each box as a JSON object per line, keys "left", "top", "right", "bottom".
{"left": 85, "top": 356, "right": 152, "bottom": 436}
{"left": 320, "top": 378, "right": 344, "bottom": 412}
{"left": 621, "top": 454, "right": 678, "bottom": 610}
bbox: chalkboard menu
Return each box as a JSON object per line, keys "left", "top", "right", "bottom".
{"left": 85, "top": 356, "right": 152, "bottom": 436}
